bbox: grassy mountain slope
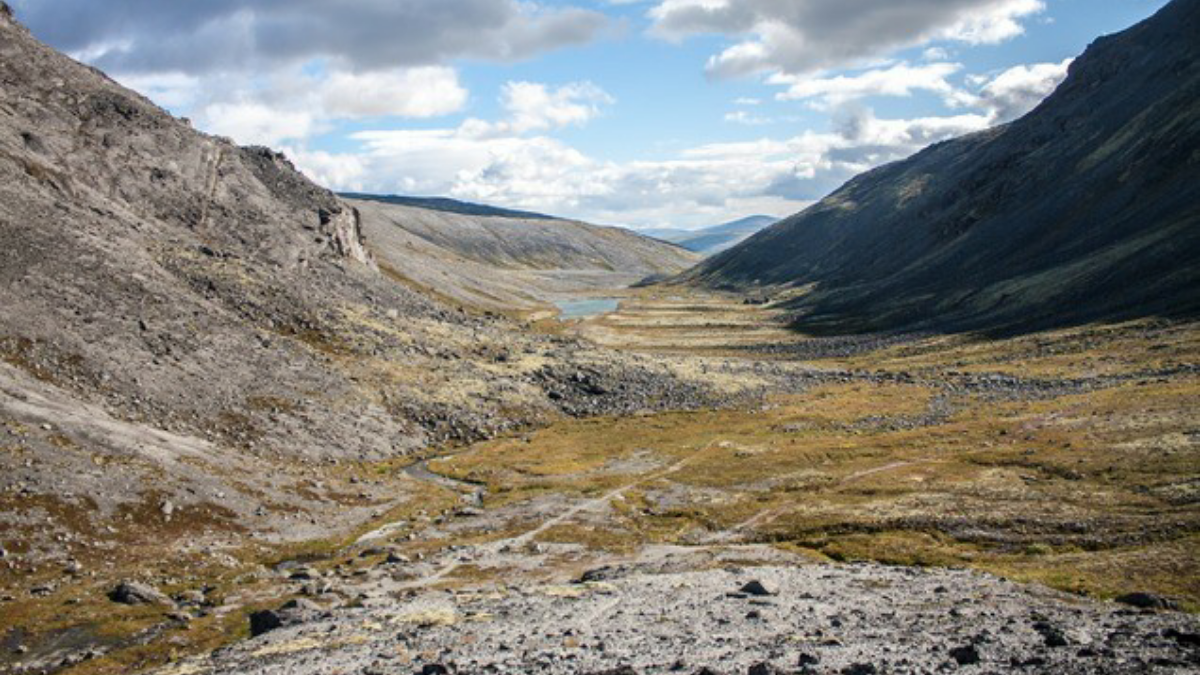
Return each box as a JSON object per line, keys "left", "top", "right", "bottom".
{"left": 350, "top": 197, "right": 699, "bottom": 312}
{"left": 686, "top": 0, "right": 1200, "bottom": 335}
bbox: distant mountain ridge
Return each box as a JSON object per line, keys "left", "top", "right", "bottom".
{"left": 684, "top": 0, "right": 1200, "bottom": 334}
{"left": 645, "top": 215, "right": 778, "bottom": 255}
{"left": 339, "top": 193, "right": 556, "bottom": 220}
{"left": 347, "top": 196, "right": 699, "bottom": 312}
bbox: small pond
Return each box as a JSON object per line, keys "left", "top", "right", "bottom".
{"left": 554, "top": 297, "right": 620, "bottom": 319}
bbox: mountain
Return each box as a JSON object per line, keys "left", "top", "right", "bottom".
{"left": 348, "top": 195, "right": 699, "bottom": 312}
{"left": 0, "top": 4, "right": 712, "bottom": 565}
{"left": 643, "top": 215, "right": 778, "bottom": 255}
{"left": 675, "top": 215, "right": 779, "bottom": 254}
{"left": 685, "top": 0, "right": 1200, "bottom": 335}
{"left": 340, "top": 192, "right": 556, "bottom": 220}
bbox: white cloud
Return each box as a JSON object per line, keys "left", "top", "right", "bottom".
{"left": 321, "top": 67, "right": 468, "bottom": 119}
{"left": 201, "top": 101, "right": 321, "bottom": 147}
{"left": 971, "top": 58, "right": 1073, "bottom": 122}
{"left": 120, "top": 64, "right": 471, "bottom": 148}
{"left": 769, "top": 62, "right": 965, "bottom": 108}
{"left": 500, "top": 81, "right": 614, "bottom": 134}
{"left": 724, "top": 110, "right": 772, "bottom": 125}
{"left": 281, "top": 85, "right": 995, "bottom": 229}
{"left": 647, "top": 0, "right": 1045, "bottom": 78}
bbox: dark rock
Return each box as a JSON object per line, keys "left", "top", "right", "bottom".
{"left": 1164, "top": 628, "right": 1200, "bottom": 647}
{"left": 841, "top": 665, "right": 877, "bottom": 675}
{"left": 249, "top": 609, "right": 284, "bottom": 637}
{"left": 747, "top": 663, "right": 778, "bottom": 675}
{"left": 1115, "top": 593, "right": 1180, "bottom": 611}
{"left": 289, "top": 567, "right": 321, "bottom": 581}
{"left": 1033, "top": 621, "right": 1069, "bottom": 648}
{"left": 739, "top": 580, "right": 775, "bottom": 596}
{"left": 578, "top": 566, "right": 626, "bottom": 583}
{"left": 420, "top": 666, "right": 452, "bottom": 675}
{"left": 249, "top": 598, "right": 321, "bottom": 637}
{"left": 949, "top": 644, "right": 981, "bottom": 666}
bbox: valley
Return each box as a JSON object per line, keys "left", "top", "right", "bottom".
{"left": 4, "top": 288, "right": 1197, "bottom": 674}
{"left": 1, "top": 1, "right": 1198, "bottom": 674}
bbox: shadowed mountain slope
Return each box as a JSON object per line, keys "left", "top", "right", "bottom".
{"left": 685, "top": 0, "right": 1200, "bottom": 335}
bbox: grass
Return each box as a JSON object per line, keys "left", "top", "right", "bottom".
{"left": 419, "top": 315, "right": 1200, "bottom": 610}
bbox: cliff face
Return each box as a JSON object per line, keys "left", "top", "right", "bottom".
{"left": 686, "top": 0, "right": 1200, "bottom": 335}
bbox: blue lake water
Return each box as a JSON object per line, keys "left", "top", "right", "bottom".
{"left": 554, "top": 298, "right": 619, "bottom": 319}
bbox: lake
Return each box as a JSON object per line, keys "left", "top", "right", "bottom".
{"left": 554, "top": 297, "right": 620, "bottom": 319}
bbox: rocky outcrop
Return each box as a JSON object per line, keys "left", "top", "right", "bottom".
{"left": 685, "top": 0, "right": 1200, "bottom": 335}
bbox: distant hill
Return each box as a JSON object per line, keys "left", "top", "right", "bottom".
{"left": 644, "top": 215, "right": 778, "bottom": 255}
{"left": 347, "top": 196, "right": 700, "bottom": 312}
{"left": 339, "top": 193, "right": 556, "bottom": 220}
{"left": 685, "top": 0, "right": 1200, "bottom": 335}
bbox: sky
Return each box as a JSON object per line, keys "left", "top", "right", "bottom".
{"left": 12, "top": 0, "right": 1171, "bottom": 231}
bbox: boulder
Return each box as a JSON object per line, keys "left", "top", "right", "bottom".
{"left": 949, "top": 644, "right": 981, "bottom": 666}
{"left": 1115, "top": 592, "right": 1179, "bottom": 611}
{"left": 249, "top": 598, "right": 321, "bottom": 637}
{"left": 739, "top": 580, "right": 775, "bottom": 596}
{"left": 109, "top": 581, "right": 172, "bottom": 606}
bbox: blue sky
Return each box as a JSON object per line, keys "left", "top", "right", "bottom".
{"left": 14, "top": 0, "right": 1171, "bottom": 230}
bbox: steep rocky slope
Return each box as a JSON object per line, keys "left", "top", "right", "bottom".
{"left": 350, "top": 196, "right": 699, "bottom": 313}
{"left": 686, "top": 0, "right": 1200, "bottom": 334}
{"left": 0, "top": 3, "right": 714, "bottom": 569}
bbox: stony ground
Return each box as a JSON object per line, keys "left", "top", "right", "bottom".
{"left": 163, "top": 563, "right": 1200, "bottom": 675}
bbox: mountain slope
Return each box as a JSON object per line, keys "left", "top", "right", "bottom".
{"left": 342, "top": 192, "right": 556, "bottom": 220}
{"left": 350, "top": 196, "right": 699, "bottom": 312}
{"left": 685, "top": 0, "right": 1200, "bottom": 335}
{"left": 0, "top": 4, "right": 714, "bottom": 566}
{"left": 644, "top": 215, "right": 778, "bottom": 255}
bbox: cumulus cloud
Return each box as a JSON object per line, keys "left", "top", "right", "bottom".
{"left": 320, "top": 67, "right": 469, "bottom": 119}
{"left": 970, "top": 58, "right": 1074, "bottom": 122}
{"left": 769, "top": 62, "right": 965, "bottom": 108}
{"left": 500, "top": 81, "right": 615, "bottom": 134}
{"left": 111, "top": 64, "right": 471, "bottom": 147}
{"left": 760, "top": 57, "right": 1071, "bottom": 124}
{"left": 280, "top": 77, "right": 993, "bottom": 229}
{"left": 647, "top": 0, "right": 1045, "bottom": 78}
{"left": 12, "top": 0, "right": 608, "bottom": 75}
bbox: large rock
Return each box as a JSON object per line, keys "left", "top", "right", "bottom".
{"left": 108, "top": 581, "right": 172, "bottom": 606}
{"left": 249, "top": 598, "right": 322, "bottom": 637}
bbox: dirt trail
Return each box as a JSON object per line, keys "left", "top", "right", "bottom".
{"left": 390, "top": 442, "right": 720, "bottom": 588}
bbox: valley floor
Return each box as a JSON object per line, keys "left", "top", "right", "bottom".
{"left": 3, "top": 289, "right": 1199, "bottom": 674}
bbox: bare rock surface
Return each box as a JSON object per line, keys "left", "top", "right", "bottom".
{"left": 160, "top": 565, "right": 1200, "bottom": 674}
